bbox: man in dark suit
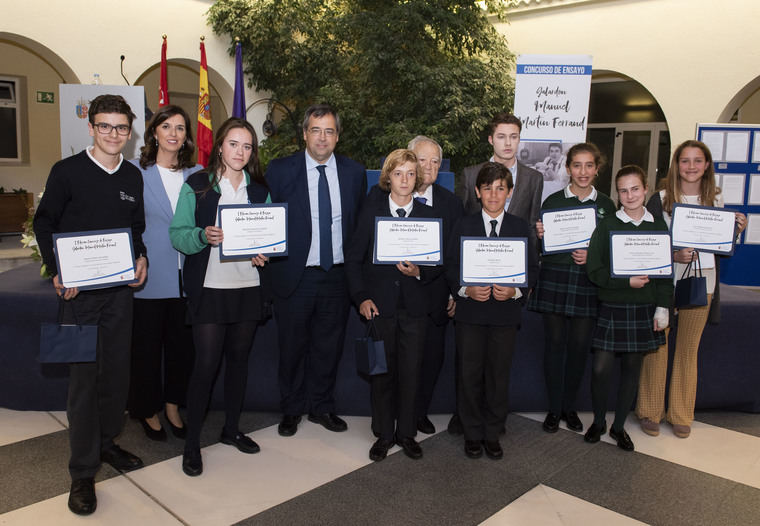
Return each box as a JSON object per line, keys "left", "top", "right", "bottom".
{"left": 458, "top": 113, "right": 543, "bottom": 243}
{"left": 266, "top": 104, "right": 366, "bottom": 436}
{"left": 406, "top": 136, "right": 464, "bottom": 434}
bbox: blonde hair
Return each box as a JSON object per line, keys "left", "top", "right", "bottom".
{"left": 661, "top": 140, "right": 720, "bottom": 214}
{"left": 378, "top": 149, "right": 423, "bottom": 192}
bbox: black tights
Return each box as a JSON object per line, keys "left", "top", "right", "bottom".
{"left": 590, "top": 350, "right": 643, "bottom": 432}
{"left": 185, "top": 321, "right": 258, "bottom": 451}
{"left": 543, "top": 313, "right": 595, "bottom": 415}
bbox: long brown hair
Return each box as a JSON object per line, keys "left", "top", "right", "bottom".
{"left": 200, "top": 117, "right": 267, "bottom": 195}
{"left": 139, "top": 105, "right": 196, "bottom": 170}
{"left": 661, "top": 140, "right": 720, "bottom": 213}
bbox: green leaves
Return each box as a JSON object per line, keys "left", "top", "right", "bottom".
{"left": 208, "top": 0, "right": 514, "bottom": 175}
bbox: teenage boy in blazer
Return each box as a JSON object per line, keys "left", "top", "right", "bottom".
{"left": 446, "top": 162, "right": 538, "bottom": 460}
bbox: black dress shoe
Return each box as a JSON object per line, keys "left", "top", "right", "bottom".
{"left": 561, "top": 411, "right": 583, "bottom": 432}
{"left": 68, "top": 478, "right": 96, "bottom": 515}
{"left": 139, "top": 418, "right": 167, "bottom": 442}
{"left": 542, "top": 413, "right": 560, "bottom": 433}
{"left": 417, "top": 416, "right": 436, "bottom": 435}
{"left": 308, "top": 412, "right": 348, "bottom": 432}
{"left": 166, "top": 414, "right": 187, "bottom": 439}
{"left": 220, "top": 430, "right": 260, "bottom": 454}
{"left": 583, "top": 421, "right": 607, "bottom": 443}
{"left": 483, "top": 440, "right": 503, "bottom": 459}
{"left": 609, "top": 427, "right": 635, "bottom": 451}
{"left": 447, "top": 414, "right": 463, "bottom": 435}
{"left": 464, "top": 440, "right": 482, "bottom": 459}
{"left": 278, "top": 414, "right": 301, "bottom": 437}
{"left": 182, "top": 448, "right": 203, "bottom": 477}
{"left": 396, "top": 436, "right": 423, "bottom": 459}
{"left": 101, "top": 445, "right": 144, "bottom": 472}
{"left": 369, "top": 438, "right": 394, "bottom": 462}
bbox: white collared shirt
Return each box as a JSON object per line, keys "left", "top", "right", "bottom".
{"left": 86, "top": 146, "right": 124, "bottom": 174}
{"left": 615, "top": 208, "right": 654, "bottom": 227}
{"left": 203, "top": 174, "right": 260, "bottom": 289}
{"left": 305, "top": 151, "right": 344, "bottom": 266}
{"left": 389, "top": 196, "right": 414, "bottom": 217}
{"left": 414, "top": 185, "right": 434, "bottom": 207}
{"left": 564, "top": 184, "right": 598, "bottom": 203}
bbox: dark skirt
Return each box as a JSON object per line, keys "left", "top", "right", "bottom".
{"left": 528, "top": 262, "right": 598, "bottom": 317}
{"left": 591, "top": 302, "right": 665, "bottom": 353}
{"left": 188, "top": 286, "right": 263, "bottom": 325}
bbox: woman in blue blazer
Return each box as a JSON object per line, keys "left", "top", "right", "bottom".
{"left": 128, "top": 105, "right": 201, "bottom": 441}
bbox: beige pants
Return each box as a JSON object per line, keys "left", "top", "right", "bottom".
{"left": 635, "top": 295, "right": 713, "bottom": 426}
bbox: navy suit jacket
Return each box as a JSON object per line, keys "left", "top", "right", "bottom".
{"left": 130, "top": 160, "right": 202, "bottom": 299}
{"left": 367, "top": 183, "right": 464, "bottom": 324}
{"left": 445, "top": 211, "right": 538, "bottom": 326}
{"left": 345, "top": 197, "right": 442, "bottom": 318}
{"left": 265, "top": 151, "right": 366, "bottom": 298}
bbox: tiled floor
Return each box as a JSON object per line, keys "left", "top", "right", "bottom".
{"left": 1, "top": 409, "right": 759, "bottom": 525}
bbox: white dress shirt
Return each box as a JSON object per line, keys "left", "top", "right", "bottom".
{"left": 305, "top": 151, "right": 344, "bottom": 266}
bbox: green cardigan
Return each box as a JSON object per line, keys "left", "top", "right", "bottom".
{"left": 586, "top": 214, "right": 673, "bottom": 308}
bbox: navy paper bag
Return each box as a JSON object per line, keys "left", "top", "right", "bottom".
{"left": 674, "top": 252, "right": 707, "bottom": 309}
{"left": 355, "top": 317, "right": 387, "bottom": 375}
{"left": 39, "top": 301, "right": 97, "bottom": 363}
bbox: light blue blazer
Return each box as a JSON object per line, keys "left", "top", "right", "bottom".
{"left": 131, "top": 160, "right": 203, "bottom": 299}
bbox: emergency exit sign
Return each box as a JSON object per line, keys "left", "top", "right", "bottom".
{"left": 36, "top": 91, "right": 54, "bottom": 103}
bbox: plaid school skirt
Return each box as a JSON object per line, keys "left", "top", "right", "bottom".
{"left": 528, "top": 262, "right": 598, "bottom": 318}
{"left": 591, "top": 302, "right": 666, "bottom": 353}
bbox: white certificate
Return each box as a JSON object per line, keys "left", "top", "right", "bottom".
{"left": 541, "top": 205, "right": 597, "bottom": 254}
{"left": 671, "top": 203, "right": 736, "bottom": 255}
{"left": 53, "top": 228, "right": 136, "bottom": 290}
{"left": 373, "top": 217, "right": 442, "bottom": 264}
{"left": 610, "top": 231, "right": 672, "bottom": 278}
{"left": 460, "top": 237, "right": 528, "bottom": 286}
{"left": 218, "top": 204, "right": 288, "bottom": 260}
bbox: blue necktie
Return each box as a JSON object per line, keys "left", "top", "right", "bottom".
{"left": 317, "top": 165, "right": 333, "bottom": 271}
{"left": 414, "top": 196, "right": 427, "bottom": 205}
{"left": 396, "top": 208, "right": 406, "bottom": 217}
{"left": 489, "top": 219, "right": 498, "bottom": 237}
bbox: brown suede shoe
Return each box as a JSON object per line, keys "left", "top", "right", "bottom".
{"left": 672, "top": 424, "right": 691, "bottom": 438}
{"left": 640, "top": 418, "right": 660, "bottom": 437}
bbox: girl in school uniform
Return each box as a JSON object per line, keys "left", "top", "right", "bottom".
{"left": 635, "top": 140, "right": 747, "bottom": 438}
{"left": 530, "top": 143, "right": 616, "bottom": 434}
{"left": 170, "top": 118, "right": 270, "bottom": 476}
{"left": 585, "top": 165, "right": 673, "bottom": 452}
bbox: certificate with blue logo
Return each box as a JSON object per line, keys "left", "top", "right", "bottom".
{"left": 218, "top": 203, "right": 288, "bottom": 260}
{"left": 609, "top": 231, "right": 673, "bottom": 278}
{"left": 671, "top": 203, "right": 736, "bottom": 255}
{"left": 53, "top": 228, "right": 137, "bottom": 290}
{"left": 460, "top": 237, "right": 528, "bottom": 287}
{"left": 541, "top": 205, "right": 597, "bottom": 254}
{"left": 373, "top": 217, "right": 442, "bottom": 265}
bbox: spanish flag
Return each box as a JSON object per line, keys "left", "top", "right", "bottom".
{"left": 197, "top": 39, "right": 213, "bottom": 167}
{"left": 158, "top": 35, "right": 169, "bottom": 107}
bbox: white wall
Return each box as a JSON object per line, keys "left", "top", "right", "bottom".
{"left": 498, "top": 0, "right": 760, "bottom": 145}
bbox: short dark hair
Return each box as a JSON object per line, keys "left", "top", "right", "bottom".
{"left": 88, "top": 94, "right": 136, "bottom": 127}
{"left": 139, "top": 105, "right": 196, "bottom": 170}
{"left": 476, "top": 162, "right": 513, "bottom": 190}
{"left": 302, "top": 104, "right": 341, "bottom": 135}
{"left": 548, "top": 143, "right": 562, "bottom": 153}
{"left": 488, "top": 112, "right": 522, "bottom": 135}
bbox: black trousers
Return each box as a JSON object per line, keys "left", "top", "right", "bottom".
{"left": 128, "top": 297, "right": 194, "bottom": 419}
{"left": 455, "top": 322, "right": 517, "bottom": 442}
{"left": 542, "top": 313, "right": 594, "bottom": 416}
{"left": 62, "top": 286, "right": 133, "bottom": 480}
{"left": 415, "top": 316, "right": 448, "bottom": 419}
{"left": 372, "top": 311, "right": 426, "bottom": 440}
{"left": 274, "top": 266, "right": 350, "bottom": 415}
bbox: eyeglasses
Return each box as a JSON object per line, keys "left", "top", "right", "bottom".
{"left": 307, "top": 127, "right": 336, "bottom": 137}
{"left": 93, "top": 122, "right": 131, "bottom": 136}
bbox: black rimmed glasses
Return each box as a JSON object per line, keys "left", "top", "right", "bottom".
{"left": 93, "top": 122, "right": 131, "bottom": 136}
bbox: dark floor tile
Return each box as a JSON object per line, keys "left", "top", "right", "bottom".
{"left": 696, "top": 411, "right": 760, "bottom": 438}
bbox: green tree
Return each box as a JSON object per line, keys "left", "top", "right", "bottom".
{"left": 208, "top": 0, "right": 515, "bottom": 175}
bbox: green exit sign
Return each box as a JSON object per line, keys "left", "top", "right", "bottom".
{"left": 36, "top": 91, "right": 55, "bottom": 104}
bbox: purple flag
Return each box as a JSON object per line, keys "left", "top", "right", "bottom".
{"left": 232, "top": 42, "right": 246, "bottom": 119}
